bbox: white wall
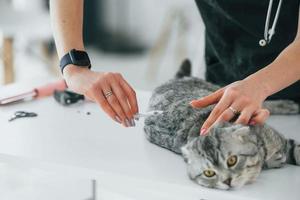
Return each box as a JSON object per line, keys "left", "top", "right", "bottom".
{"left": 103, "top": 0, "right": 204, "bottom": 45}
{"left": 12, "top": 0, "right": 45, "bottom": 11}
{"left": 102, "top": 0, "right": 206, "bottom": 78}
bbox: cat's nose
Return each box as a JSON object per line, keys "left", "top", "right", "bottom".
{"left": 223, "top": 178, "right": 232, "bottom": 186}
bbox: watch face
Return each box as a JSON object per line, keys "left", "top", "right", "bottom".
{"left": 72, "top": 51, "right": 87, "bottom": 60}
{"left": 69, "top": 50, "right": 90, "bottom": 66}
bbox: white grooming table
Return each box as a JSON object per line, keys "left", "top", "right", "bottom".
{"left": 0, "top": 83, "right": 300, "bottom": 200}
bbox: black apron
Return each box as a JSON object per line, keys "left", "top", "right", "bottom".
{"left": 195, "top": 0, "right": 300, "bottom": 102}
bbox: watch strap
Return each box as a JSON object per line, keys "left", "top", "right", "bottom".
{"left": 60, "top": 49, "right": 91, "bottom": 74}
{"left": 60, "top": 52, "right": 73, "bottom": 74}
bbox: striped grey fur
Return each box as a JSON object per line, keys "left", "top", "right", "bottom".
{"left": 143, "top": 59, "right": 300, "bottom": 189}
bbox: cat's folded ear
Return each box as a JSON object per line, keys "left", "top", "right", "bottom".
{"left": 181, "top": 141, "right": 194, "bottom": 164}
{"left": 231, "top": 126, "right": 259, "bottom": 156}
{"left": 233, "top": 126, "right": 257, "bottom": 144}
{"left": 214, "top": 123, "right": 256, "bottom": 144}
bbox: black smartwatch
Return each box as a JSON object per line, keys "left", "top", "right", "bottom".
{"left": 60, "top": 49, "right": 91, "bottom": 74}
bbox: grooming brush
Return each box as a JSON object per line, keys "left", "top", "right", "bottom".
{"left": 134, "top": 110, "right": 164, "bottom": 120}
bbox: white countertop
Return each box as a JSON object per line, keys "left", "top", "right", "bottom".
{"left": 0, "top": 85, "right": 300, "bottom": 200}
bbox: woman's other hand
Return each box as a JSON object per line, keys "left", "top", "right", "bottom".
{"left": 64, "top": 65, "right": 139, "bottom": 127}
{"left": 190, "top": 79, "right": 270, "bottom": 135}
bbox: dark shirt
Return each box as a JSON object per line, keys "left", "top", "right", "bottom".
{"left": 195, "top": 0, "right": 300, "bottom": 102}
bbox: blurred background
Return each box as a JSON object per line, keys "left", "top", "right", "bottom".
{"left": 0, "top": 1, "right": 206, "bottom": 198}
{"left": 0, "top": 0, "right": 206, "bottom": 91}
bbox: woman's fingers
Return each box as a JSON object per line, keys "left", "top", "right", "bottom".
{"left": 214, "top": 108, "right": 236, "bottom": 124}
{"left": 110, "top": 78, "right": 135, "bottom": 125}
{"left": 94, "top": 72, "right": 137, "bottom": 127}
{"left": 190, "top": 80, "right": 269, "bottom": 136}
{"left": 90, "top": 86, "right": 120, "bottom": 124}
{"left": 105, "top": 92, "right": 129, "bottom": 127}
{"left": 117, "top": 74, "right": 139, "bottom": 114}
{"left": 65, "top": 70, "right": 138, "bottom": 127}
{"left": 190, "top": 88, "right": 224, "bottom": 108}
{"left": 101, "top": 82, "right": 130, "bottom": 126}
{"left": 200, "top": 94, "right": 233, "bottom": 135}
{"left": 249, "top": 109, "right": 270, "bottom": 125}
{"left": 235, "top": 107, "right": 255, "bottom": 125}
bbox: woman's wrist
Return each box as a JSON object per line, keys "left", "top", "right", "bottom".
{"left": 243, "top": 75, "right": 271, "bottom": 101}
{"left": 63, "top": 64, "right": 92, "bottom": 93}
{"left": 63, "top": 64, "right": 90, "bottom": 79}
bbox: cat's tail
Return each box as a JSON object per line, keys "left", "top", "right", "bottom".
{"left": 175, "top": 59, "right": 192, "bottom": 79}
{"left": 286, "top": 139, "right": 300, "bottom": 166}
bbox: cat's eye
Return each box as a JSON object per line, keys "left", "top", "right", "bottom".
{"left": 203, "top": 170, "right": 216, "bottom": 177}
{"left": 227, "top": 155, "right": 238, "bottom": 167}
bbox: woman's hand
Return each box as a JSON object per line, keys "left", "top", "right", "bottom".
{"left": 190, "top": 79, "right": 270, "bottom": 135}
{"left": 64, "top": 65, "right": 138, "bottom": 127}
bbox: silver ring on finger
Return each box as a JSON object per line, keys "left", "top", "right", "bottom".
{"left": 229, "top": 106, "right": 240, "bottom": 116}
{"left": 104, "top": 90, "right": 113, "bottom": 99}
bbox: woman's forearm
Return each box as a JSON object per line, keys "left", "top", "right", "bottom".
{"left": 47, "top": 0, "right": 139, "bottom": 126}
{"left": 192, "top": 39, "right": 300, "bottom": 133}
{"left": 49, "top": 0, "right": 85, "bottom": 59}
{"left": 245, "top": 39, "right": 300, "bottom": 99}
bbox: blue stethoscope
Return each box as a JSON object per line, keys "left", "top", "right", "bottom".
{"left": 259, "top": 0, "right": 283, "bottom": 47}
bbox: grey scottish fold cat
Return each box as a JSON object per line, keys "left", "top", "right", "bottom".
{"left": 143, "top": 60, "right": 300, "bottom": 190}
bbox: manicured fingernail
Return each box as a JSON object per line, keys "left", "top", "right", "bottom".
{"left": 189, "top": 100, "right": 197, "bottom": 105}
{"left": 249, "top": 120, "right": 256, "bottom": 126}
{"left": 125, "top": 119, "right": 131, "bottom": 127}
{"left": 115, "top": 116, "right": 122, "bottom": 123}
{"left": 131, "top": 119, "right": 136, "bottom": 127}
{"left": 122, "top": 121, "right": 128, "bottom": 127}
{"left": 200, "top": 128, "right": 207, "bottom": 135}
